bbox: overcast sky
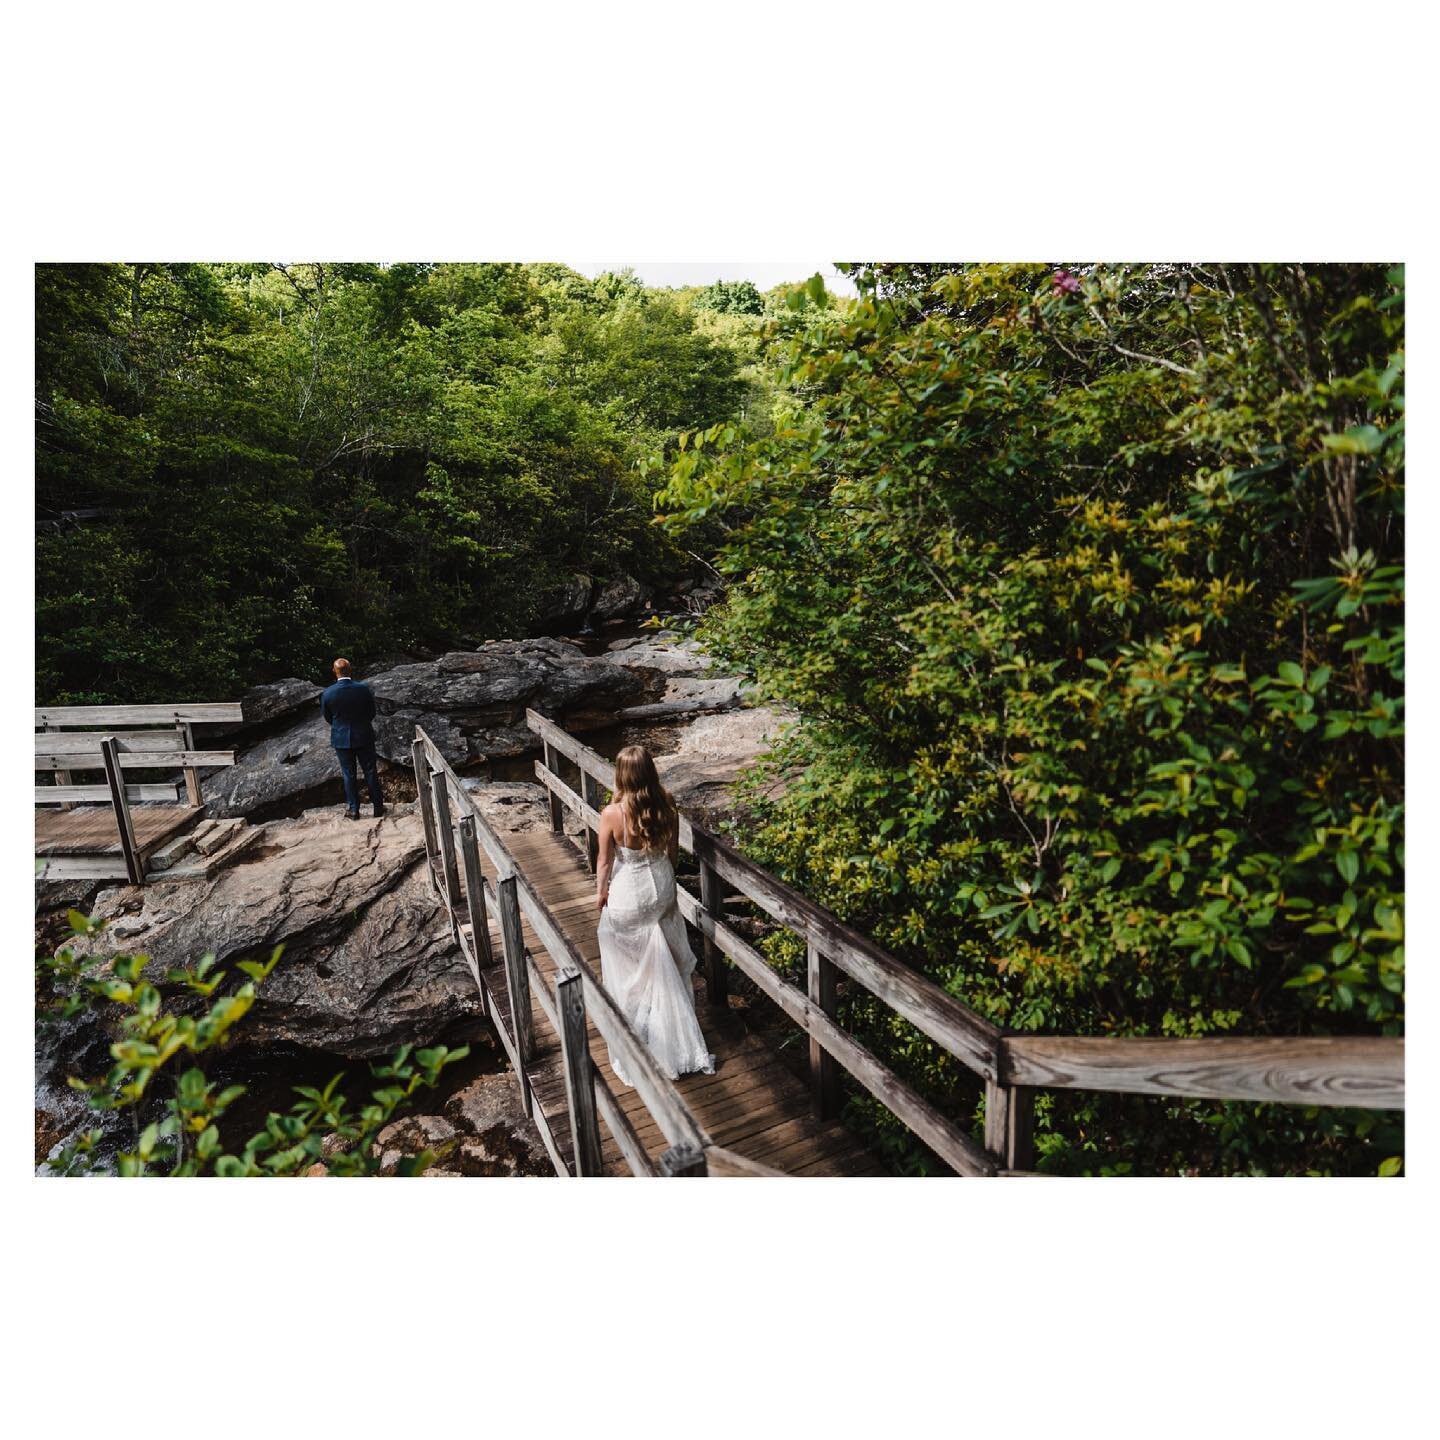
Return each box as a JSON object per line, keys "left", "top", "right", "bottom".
{"left": 570, "top": 261, "right": 857, "bottom": 296}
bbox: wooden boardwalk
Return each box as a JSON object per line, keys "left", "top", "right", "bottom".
{"left": 36, "top": 804, "right": 202, "bottom": 859}
{"left": 472, "top": 830, "right": 888, "bottom": 1176}
{"left": 35, "top": 701, "right": 241, "bottom": 883}
{"left": 412, "top": 715, "right": 1403, "bottom": 1179}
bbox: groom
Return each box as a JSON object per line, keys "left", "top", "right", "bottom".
{"left": 320, "top": 657, "right": 386, "bottom": 820}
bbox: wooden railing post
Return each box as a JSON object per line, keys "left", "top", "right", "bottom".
{"left": 411, "top": 739, "right": 440, "bottom": 896}
{"left": 457, "top": 816, "right": 495, "bottom": 970}
{"left": 658, "top": 1141, "right": 707, "bottom": 1177}
{"left": 498, "top": 874, "right": 535, "bottom": 1089}
{"left": 542, "top": 741, "right": 564, "bottom": 833}
{"left": 557, "top": 967, "right": 604, "bottom": 1177}
{"left": 698, "top": 858, "right": 729, "bottom": 1010}
{"left": 582, "top": 770, "right": 603, "bottom": 870}
{"left": 46, "top": 721, "right": 75, "bottom": 808}
{"left": 430, "top": 767, "right": 463, "bottom": 918}
{"left": 180, "top": 721, "right": 202, "bottom": 807}
{"left": 100, "top": 735, "right": 144, "bottom": 886}
{"left": 807, "top": 940, "right": 842, "bottom": 1118}
{"left": 985, "top": 1080, "right": 1036, "bottom": 1171}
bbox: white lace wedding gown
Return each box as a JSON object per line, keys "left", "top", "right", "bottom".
{"left": 597, "top": 844, "right": 715, "bottom": 1087}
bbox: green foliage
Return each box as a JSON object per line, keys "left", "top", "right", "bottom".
{"left": 695, "top": 279, "right": 764, "bottom": 316}
{"left": 38, "top": 912, "right": 468, "bottom": 1176}
{"left": 658, "top": 262, "right": 1404, "bottom": 1176}
{"left": 36, "top": 262, "right": 751, "bottom": 702}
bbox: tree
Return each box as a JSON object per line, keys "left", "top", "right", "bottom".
{"left": 695, "top": 278, "right": 764, "bottom": 316}
{"left": 657, "top": 262, "right": 1404, "bottom": 1175}
{"left": 35, "top": 261, "right": 755, "bottom": 702}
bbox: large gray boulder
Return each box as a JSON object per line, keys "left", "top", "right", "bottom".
{"left": 366, "top": 638, "right": 648, "bottom": 747}
{"left": 202, "top": 717, "right": 342, "bottom": 819}
{"left": 591, "top": 575, "right": 648, "bottom": 621}
{"left": 207, "top": 638, "right": 652, "bottom": 819}
{"left": 368, "top": 638, "right": 644, "bottom": 717}
{"left": 654, "top": 706, "right": 794, "bottom": 821}
{"left": 372, "top": 709, "right": 468, "bottom": 767}
{"left": 73, "top": 806, "right": 479, "bottom": 1058}
{"left": 239, "top": 677, "right": 321, "bottom": 728}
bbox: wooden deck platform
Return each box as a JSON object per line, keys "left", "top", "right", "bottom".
{"left": 35, "top": 804, "right": 203, "bottom": 859}
{"left": 471, "top": 830, "right": 890, "bottom": 1177}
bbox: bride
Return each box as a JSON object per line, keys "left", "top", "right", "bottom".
{"left": 595, "top": 745, "right": 715, "bottom": 1087}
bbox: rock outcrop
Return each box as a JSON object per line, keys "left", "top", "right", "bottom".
{"left": 238, "top": 676, "right": 321, "bottom": 729}
{"left": 71, "top": 806, "right": 479, "bottom": 1058}
{"left": 654, "top": 705, "right": 794, "bottom": 822}
{"left": 460, "top": 779, "right": 585, "bottom": 838}
{"left": 366, "top": 639, "right": 647, "bottom": 744}
{"left": 606, "top": 632, "right": 712, "bottom": 678}
{"left": 204, "top": 638, "right": 653, "bottom": 819}
{"left": 368, "top": 1072, "right": 551, "bottom": 1176}
{"left": 202, "top": 717, "right": 343, "bottom": 819}
{"left": 591, "top": 574, "right": 648, "bottom": 622}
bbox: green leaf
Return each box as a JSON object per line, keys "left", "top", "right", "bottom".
{"left": 1378, "top": 1156, "right": 1402, "bottom": 1177}
{"left": 1321, "top": 424, "right": 1384, "bottom": 455}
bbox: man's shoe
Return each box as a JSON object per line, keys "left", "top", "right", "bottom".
{"left": 346, "top": 810, "right": 360, "bottom": 821}
{"left": 373, "top": 806, "right": 387, "bottom": 818}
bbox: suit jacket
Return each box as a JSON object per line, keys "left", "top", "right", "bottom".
{"left": 320, "top": 677, "right": 376, "bottom": 749}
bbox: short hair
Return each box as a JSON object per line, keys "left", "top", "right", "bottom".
{"left": 332, "top": 657, "right": 351, "bottom": 677}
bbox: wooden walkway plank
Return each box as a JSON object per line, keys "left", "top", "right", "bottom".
{"left": 465, "top": 826, "right": 887, "bottom": 1177}
{"left": 35, "top": 804, "right": 204, "bottom": 859}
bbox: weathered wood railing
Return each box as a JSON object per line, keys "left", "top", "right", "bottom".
{"left": 526, "top": 709, "right": 1405, "bottom": 1177}
{"left": 35, "top": 702, "right": 242, "bottom": 884}
{"left": 412, "top": 726, "right": 749, "bottom": 1178}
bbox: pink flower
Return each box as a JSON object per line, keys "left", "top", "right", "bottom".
{"left": 1053, "top": 269, "right": 1081, "bottom": 296}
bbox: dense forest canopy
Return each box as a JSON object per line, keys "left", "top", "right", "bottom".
{"left": 658, "top": 262, "right": 1404, "bottom": 1174}
{"left": 35, "top": 262, "right": 802, "bottom": 703}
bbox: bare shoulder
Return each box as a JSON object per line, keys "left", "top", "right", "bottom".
{"left": 599, "top": 801, "right": 623, "bottom": 828}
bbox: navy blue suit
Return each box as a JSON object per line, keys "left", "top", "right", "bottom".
{"left": 320, "top": 677, "right": 383, "bottom": 815}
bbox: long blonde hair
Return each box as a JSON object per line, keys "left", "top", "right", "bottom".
{"left": 612, "top": 745, "right": 677, "bottom": 852}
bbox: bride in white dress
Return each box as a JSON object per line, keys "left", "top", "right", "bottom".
{"left": 595, "top": 745, "right": 715, "bottom": 1087}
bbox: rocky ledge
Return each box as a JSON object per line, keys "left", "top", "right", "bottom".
{"left": 68, "top": 805, "right": 475, "bottom": 1057}
{"left": 200, "top": 629, "right": 759, "bottom": 822}
{"left": 37, "top": 625, "right": 794, "bottom": 1175}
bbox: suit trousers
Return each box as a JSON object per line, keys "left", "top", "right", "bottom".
{"left": 335, "top": 745, "right": 383, "bottom": 814}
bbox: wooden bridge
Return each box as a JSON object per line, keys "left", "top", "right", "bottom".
{"left": 35, "top": 702, "right": 242, "bottom": 885}
{"left": 412, "top": 712, "right": 1406, "bottom": 1178}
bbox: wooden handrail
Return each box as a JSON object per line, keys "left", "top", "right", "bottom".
{"left": 36, "top": 783, "right": 180, "bottom": 804}
{"left": 527, "top": 707, "right": 1003, "bottom": 1079}
{"left": 35, "top": 702, "right": 245, "bottom": 727}
{"left": 36, "top": 749, "right": 236, "bottom": 770}
{"left": 674, "top": 886, "right": 994, "bottom": 1175}
{"left": 524, "top": 711, "right": 1406, "bottom": 1174}
{"left": 1002, "top": 1034, "right": 1404, "bottom": 1109}
{"left": 415, "top": 727, "right": 710, "bottom": 1172}
{"left": 37, "top": 729, "right": 190, "bottom": 754}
